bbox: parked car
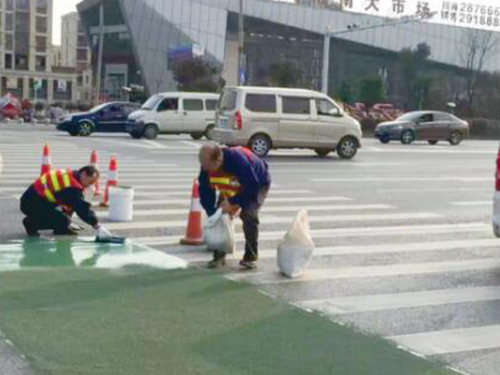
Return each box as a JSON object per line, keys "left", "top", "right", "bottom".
{"left": 374, "top": 111, "right": 469, "bottom": 145}
{"left": 126, "top": 92, "right": 219, "bottom": 140}
{"left": 211, "top": 86, "right": 362, "bottom": 158}
{"left": 56, "top": 102, "right": 140, "bottom": 136}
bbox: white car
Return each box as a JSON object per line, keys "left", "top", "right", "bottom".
{"left": 493, "top": 153, "right": 500, "bottom": 237}
{"left": 126, "top": 92, "right": 220, "bottom": 140}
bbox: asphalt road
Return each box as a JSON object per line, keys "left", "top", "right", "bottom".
{"left": 1, "top": 123, "right": 499, "bottom": 375}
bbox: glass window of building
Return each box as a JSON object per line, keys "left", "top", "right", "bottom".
{"left": 35, "top": 36, "right": 46, "bottom": 53}
{"left": 4, "top": 34, "right": 13, "bottom": 51}
{"left": 36, "top": 0, "right": 48, "bottom": 14}
{"left": 15, "top": 0, "right": 28, "bottom": 11}
{"left": 36, "top": 16, "right": 47, "bottom": 33}
{"left": 6, "top": 0, "right": 13, "bottom": 11}
{"left": 245, "top": 94, "right": 277, "bottom": 113}
{"left": 183, "top": 99, "right": 203, "bottom": 111}
{"left": 15, "top": 12, "right": 29, "bottom": 32}
{"left": 282, "top": 97, "right": 311, "bottom": 115}
{"left": 77, "top": 34, "right": 88, "bottom": 48}
{"left": 5, "top": 13, "right": 13, "bottom": 31}
{"left": 77, "top": 49, "right": 88, "bottom": 61}
{"left": 4, "top": 53, "right": 13, "bottom": 69}
{"left": 35, "top": 56, "right": 46, "bottom": 71}
{"left": 15, "top": 53, "right": 28, "bottom": 70}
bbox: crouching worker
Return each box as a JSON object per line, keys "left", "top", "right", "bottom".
{"left": 20, "top": 166, "right": 112, "bottom": 239}
{"left": 198, "top": 143, "right": 271, "bottom": 270}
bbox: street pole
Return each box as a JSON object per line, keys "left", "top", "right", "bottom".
{"left": 321, "top": 29, "right": 331, "bottom": 94}
{"left": 95, "top": 3, "right": 104, "bottom": 105}
{"left": 238, "top": 0, "right": 245, "bottom": 86}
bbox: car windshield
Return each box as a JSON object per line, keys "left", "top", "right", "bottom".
{"left": 142, "top": 95, "right": 162, "bottom": 110}
{"left": 89, "top": 103, "right": 109, "bottom": 113}
{"left": 396, "top": 112, "right": 423, "bottom": 122}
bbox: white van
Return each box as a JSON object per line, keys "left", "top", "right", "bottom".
{"left": 126, "top": 92, "right": 220, "bottom": 140}
{"left": 212, "top": 87, "right": 362, "bottom": 158}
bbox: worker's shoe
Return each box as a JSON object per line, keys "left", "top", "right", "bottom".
{"left": 22, "top": 218, "right": 40, "bottom": 237}
{"left": 53, "top": 227, "right": 79, "bottom": 236}
{"left": 208, "top": 251, "right": 226, "bottom": 269}
{"left": 239, "top": 260, "right": 257, "bottom": 270}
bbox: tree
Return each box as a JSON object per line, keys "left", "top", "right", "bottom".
{"left": 338, "top": 81, "right": 354, "bottom": 105}
{"left": 460, "top": 29, "right": 498, "bottom": 115}
{"left": 398, "top": 42, "right": 431, "bottom": 110}
{"left": 172, "top": 58, "right": 219, "bottom": 92}
{"left": 359, "top": 77, "right": 385, "bottom": 114}
{"left": 268, "top": 62, "right": 300, "bottom": 87}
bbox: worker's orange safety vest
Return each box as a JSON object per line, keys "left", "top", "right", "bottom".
{"left": 208, "top": 171, "right": 241, "bottom": 199}
{"left": 33, "top": 169, "right": 83, "bottom": 204}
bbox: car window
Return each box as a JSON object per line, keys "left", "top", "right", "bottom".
{"left": 419, "top": 113, "right": 433, "bottom": 123}
{"left": 205, "top": 99, "right": 217, "bottom": 111}
{"left": 183, "top": 99, "right": 203, "bottom": 111}
{"left": 157, "top": 98, "right": 178, "bottom": 112}
{"left": 282, "top": 97, "right": 310, "bottom": 115}
{"left": 315, "top": 99, "right": 340, "bottom": 116}
{"left": 245, "top": 94, "right": 276, "bottom": 113}
{"left": 219, "top": 90, "right": 237, "bottom": 111}
{"left": 434, "top": 113, "right": 451, "bottom": 121}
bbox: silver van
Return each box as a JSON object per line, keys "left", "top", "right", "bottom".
{"left": 212, "top": 87, "right": 362, "bottom": 158}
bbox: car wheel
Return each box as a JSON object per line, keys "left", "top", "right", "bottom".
{"left": 190, "top": 132, "right": 204, "bottom": 140}
{"left": 314, "top": 148, "right": 331, "bottom": 157}
{"left": 143, "top": 124, "right": 159, "bottom": 140}
{"left": 449, "top": 131, "right": 463, "bottom": 146}
{"left": 337, "top": 137, "right": 358, "bottom": 159}
{"left": 401, "top": 130, "right": 415, "bottom": 145}
{"left": 129, "top": 131, "right": 142, "bottom": 139}
{"left": 380, "top": 136, "right": 390, "bottom": 144}
{"left": 78, "top": 121, "right": 93, "bottom": 136}
{"left": 204, "top": 124, "right": 215, "bottom": 140}
{"left": 249, "top": 134, "right": 272, "bottom": 157}
{"left": 428, "top": 140, "right": 438, "bottom": 145}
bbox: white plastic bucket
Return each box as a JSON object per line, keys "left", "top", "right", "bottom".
{"left": 108, "top": 186, "right": 134, "bottom": 222}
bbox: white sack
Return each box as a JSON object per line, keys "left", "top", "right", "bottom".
{"left": 277, "top": 210, "right": 315, "bottom": 279}
{"left": 203, "top": 208, "right": 235, "bottom": 254}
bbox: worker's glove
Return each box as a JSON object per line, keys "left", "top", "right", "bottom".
{"left": 96, "top": 226, "right": 112, "bottom": 240}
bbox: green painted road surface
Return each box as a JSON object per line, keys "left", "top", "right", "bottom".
{"left": 0, "top": 240, "right": 459, "bottom": 375}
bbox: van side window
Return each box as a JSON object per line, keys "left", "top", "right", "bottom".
{"left": 205, "top": 99, "right": 217, "bottom": 111}
{"left": 282, "top": 97, "right": 310, "bottom": 115}
{"left": 158, "top": 98, "right": 178, "bottom": 112}
{"left": 316, "top": 99, "right": 339, "bottom": 116}
{"left": 183, "top": 99, "right": 203, "bottom": 111}
{"left": 245, "top": 94, "right": 276, "bottom": 113}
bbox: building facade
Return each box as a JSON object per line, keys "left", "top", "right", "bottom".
{"left": 61, "top": 12, "right": 93, "bottom": 104}
{"left": 77, "top": 0, "right": 499, "bottom": 108}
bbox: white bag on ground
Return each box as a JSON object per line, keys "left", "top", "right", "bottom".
{"left": 203, "top": 208, "right": 235, "bottom": 254}
{"left": 277, "top": 210, "right": 315, "bottom": 278}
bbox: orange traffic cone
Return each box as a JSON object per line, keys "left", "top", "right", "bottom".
{"left": 180, "top": 179, "right": 203, "bottom": 246}
{"left": 40, "top": 144, "right": 51, "bottom": 176}
{"left": 90, "top": 150, "right": 101, "bottom": 196}
{"left": 100, "top": 156, "right": 118, "bottom": 207}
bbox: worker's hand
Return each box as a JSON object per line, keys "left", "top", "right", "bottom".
{"left": 220, "top": 200, "right": 240, "bottom": 218}
{"left": 96, "top": 226, "right": 112, "bottom": 240}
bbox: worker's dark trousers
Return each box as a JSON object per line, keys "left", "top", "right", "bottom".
{"left": 239, "top": 185, "right": 270, "bottom": 262}
{"left": 20, "top": 192, "right": 71, "bottom": 232}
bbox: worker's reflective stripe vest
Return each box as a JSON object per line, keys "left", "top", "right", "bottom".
{"left": 33, "top": 169, "right": 83, "bottom": 204}
{"left": 208, "top": 171, "right": 241, "bottom": 199}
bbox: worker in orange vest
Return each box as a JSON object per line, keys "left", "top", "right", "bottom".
{"left": 20, "top": 166, "right": 112, "bottom": 238}
{"left": 198, "top": 143, "right": 271, "bottom": 270}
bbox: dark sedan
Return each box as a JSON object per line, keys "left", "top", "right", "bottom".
{"left": 57, "top": 102, "right": 140, "bottom": 136}
{"left": 374, "top": 111, "right": 469, "bottom": 145}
